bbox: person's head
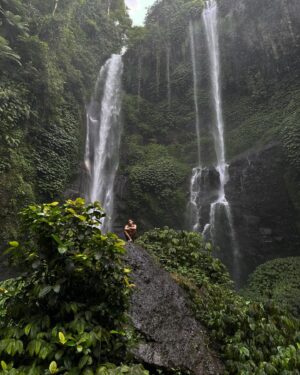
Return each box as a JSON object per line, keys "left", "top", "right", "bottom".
{"left": 128, "top": 219, "right": 134, "bottom": 225}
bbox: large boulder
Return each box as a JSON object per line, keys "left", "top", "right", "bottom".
{"left": 126, "top": 244, "right": 224, "bottom": 375}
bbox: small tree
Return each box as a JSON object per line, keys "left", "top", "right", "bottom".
{"left": 0, "top": 198, "right": 131, "bottom": 374}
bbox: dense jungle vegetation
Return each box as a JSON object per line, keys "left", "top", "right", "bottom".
{"left": 0, "top": 0, "right": 130, "bottom": 243}
{"left": 0, "top": 199, "right": 148, "bottom": 374}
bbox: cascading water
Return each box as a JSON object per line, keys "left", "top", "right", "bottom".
{"left": 203, "top": 0, "right": 227, "bottom": 200}
{"left": 166, "top": 45, "right": 171, "bottom": 109}
{"left": 156, "top": 50, "right": 161, "bottom": 98}
{"left": 202, "top": 0, "right": 240, "bottom": 281}
{"left": 84, "top": 54, "right": 123, "bottom": 233}
{"left": 187, "top": 21, "right": 203, "bottom": 232}
{"left": 137, "top": 55, "right": 142, "bottom": 111}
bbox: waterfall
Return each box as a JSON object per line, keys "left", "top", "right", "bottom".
{"left": 84, "top": 54, "right": 123, "bottom": 232}
{"left": 189, "top": 22, "right": 201, "bottom": 166}
{"left": 137, "top": 55, "right": 142, "bottom": 111}
{"left": 202, "top": 0, "right": 240, "bottom": 281}
{"left": 203, "top": 0, "right": 227, "bottom": 199}
{"left": 166, "top": 45, "right": 171, "bottom": 109}
{"left": 187, "top": 21, "right": 203, "bottom": 232}
{"left": 156, "top": 50, "right": 161, "bottom": 98}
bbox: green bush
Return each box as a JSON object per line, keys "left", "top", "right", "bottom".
{"left": 126, "top": 158, "right": 188, "bottom": 230}
{"left": 0, "top": 199, "right": 133, "bottom": 374}
{"left": 138, "top": 229, "right": 300, "bottom": 375}
{"left": 137, "top": 227, "right": 231, "bottom": 287}
{"left": 242, "top": 257, "right": 300, "bottom": 318}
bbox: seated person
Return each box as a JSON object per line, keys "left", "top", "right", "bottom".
{"left": 124, "top": 219, "right": 137, "bottom": 242}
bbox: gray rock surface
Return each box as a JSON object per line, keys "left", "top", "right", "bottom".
{"left": 126, "top": 244, "right": 224, "bottom": 375}
{"left": 227, "top": 143, "right": 300, "bottom": 283}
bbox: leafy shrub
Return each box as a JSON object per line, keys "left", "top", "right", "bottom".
{"left": 137, "top": 227, "right": 231, "bottom": 287}
{"left": 0, "top": 199, "right": 133, "bottom": 374}
{"left": 138, "top": 229, "right": 300, "bottom": 375}
{"left": 130, "top": 158, "right": 187, "bottom": 199}
{"left": 123, "top": 155, "right": 189, "bottom": 230}
{"left": 282, "top": 116, "right": 300, "bottom": 173}
{"left": 0, "top": 278, "right": 24, "bottom": 320}
{"left": 242, "top": 257, "right": 300, "bottom": 317}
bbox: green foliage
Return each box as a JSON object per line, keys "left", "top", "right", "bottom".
{"left": 282, "top": 109, "right": 300, "bottom": 173}
{"left": 0, "top": 0, "right": 28, "bottom": 65}
{"left": 0, "top": 278, "right": 24, "bottom": 319}
{"left": 92, "top": 364, "right": 148, "bottom": 375}
{"left": 33, "top": 107, "right": 80, "bottom": 199}
{"left": 0, "top": 199, "right": 132, "bottom": 373}
{"left": 0, "top": 36, "right": 20, "bottom": 64}
{"left": 242, "top": 257, "right": 300, "bottom": 318}
{"left": 137, "top": 227, "right": 231, "bottom": 287}
{"left": 138, "top": 229, "right": 300, "bottom": 375}
{"left": 123, "top": 142, "right": 189, "bottom": 229}
{"left": 0, "top": 81, "right": 35, "bottom": 241}
{"left": 130, "top": 158, "right": 187, "bottom": 198}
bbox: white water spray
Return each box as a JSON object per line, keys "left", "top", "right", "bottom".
{"left": 84, "top": 54, "right": 123, "bottom": 232}
{"left": 203, "top": 0, "right": 240, "bottom": 280}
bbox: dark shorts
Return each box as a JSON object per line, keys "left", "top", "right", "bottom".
{"left": 124, "top": 231, "right": 136, "bottom": 241}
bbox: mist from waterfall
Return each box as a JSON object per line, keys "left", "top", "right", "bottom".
{"left": 203, "top": 0, "right": 240, "bottom": 281}
{"left": 84, "top": 54, "right": 123, "bottom": 233}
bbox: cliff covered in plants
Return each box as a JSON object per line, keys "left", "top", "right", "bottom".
{"left": 116, "top": 0, "right": 300, "bottom": 279}
{"left": 0, "top": 0, "right": 130, "bottom": 243}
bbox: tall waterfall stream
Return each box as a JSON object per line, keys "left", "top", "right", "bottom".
{"left": 188, "top": 0, "right": 241, "bottom": 282}
{"left": 84, "top": 54, "right": 123, "bottom": 233}
{"left": 187, "top": 21, "right": 203, "bottom": 233}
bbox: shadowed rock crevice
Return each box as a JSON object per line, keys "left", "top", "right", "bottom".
{"left": 126, "top": 244, "right": 224, "bottom": 375}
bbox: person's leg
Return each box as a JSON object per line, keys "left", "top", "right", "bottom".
{"left": 124, "top": 231, "right": 131, "bottom": 241}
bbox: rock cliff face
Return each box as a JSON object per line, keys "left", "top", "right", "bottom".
{"left": 126, "top": 244, "right": 224, "bottom": 374}
{"left": 219, "top": 0, "right": 300, "bottom": 89}
{"left": 227, "top": 143, "right": 300, "bottom": 282}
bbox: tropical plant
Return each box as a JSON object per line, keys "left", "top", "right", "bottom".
{"left": 0, "top": 199, "right": 133, "bottom": 374}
